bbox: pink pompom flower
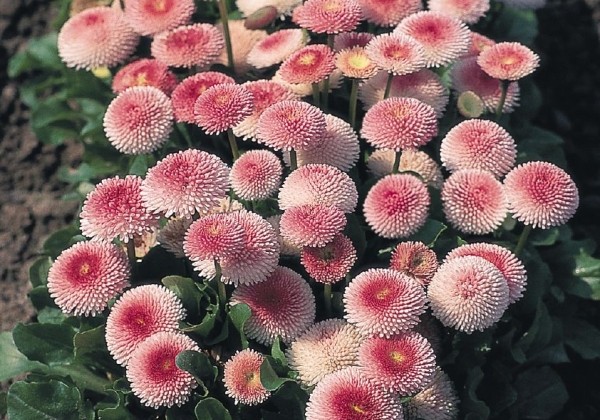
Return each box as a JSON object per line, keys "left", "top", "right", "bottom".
{"left": 80, "top": 175, "right": 158, "bottom": 243}
{"left": 247, "top": 28, "right": 308, "bottom": 69}
{"left": 305, "top": 367, "right": 403, "bottom": 420}
{"left": 407, "top": 369, "right": 459, "bottom": 420}
{"left": 363, "top": 174, "right": 430, "bottom": 239}
{"left": 344, "top": 268, "right": 427, "bottom": 337}
{"left": 279, "top": 164, "right": 358, "bottom": 213}
{"left": 504, "top": 161, "right": 579, "bottom": 229}
{"left": 112, "top": 59, "right": 177, "bottom": 95}
{"left": 47, "top": 241, "right": 129, "bottom": 317}
{"left": 230, "top": 266, "right": 316, "bottom": 344}
{"left": 333, "top": 31, "right": 374, "bottom": 51}
{"left": 292, "top": 0, "right": 363, "bottom": 34}
{"left": 477, "top": 42, "right": 540, "bottom": 81}
{"left": 365, "top": 33, "right": 426, "bottom": 76}
{"left": 104, "top": 86, "right": 173, "bottom": 155}
{"left": 58, "top": 6, "right": 139, "bottom": 70}
{"left": 193, "top": 84, "right": 254, "bottom": 135}
{"left": 123, "top": 0, "right": 195, "bottom": 36}
{"left": 171, "top": 72, "right": 235, "bottom": 124}
{"left": 126, "top": 332, "right": 199, "bottom": 408}
{"left": 183, "top": 213, "right": 245, "bottom": 263}
{"left": 230, "top": 149, "right": 283, "bottom": 200}
{"left": 429, "top": 0, "right": 490, "bottom": 24}
{"left": 446, "top": 242, "right": 527, "bottom": 304}
{"left": 357, "top": 0, "right": 422, "bottom": 27}
{"left": 390, "top": 241, "right": 438, "bottom": 287}
{"left": 335, "top": 46, "right": 378, "bottom": 79}
{"left": 279, "top": 44, "right": 336, "bottom": 84}
{"left": 361, "top": 97, "right": 438, "bottom": 151}
{"left": 223, "top": 349, "right": 271, "bottom": 405}
{"left": 105, "top": 284, "right": 186, "bottom": 366}
{"left": 441, "top": 170, "right": 508, "bottom": 235}
{"left": 358, "top": 331, "right": 436, "bottom": 394}
{"left": 279, "top": 204, "right": 347, "bottom": 248}
{"left": 428, "top": 256, "right": 510, "bottom": 333}
{"left": 256, "top": 100, "right": 326, "bottom": 151}
{"left": 141, "top": 150, "right": 230, "bottom": 218}
{"left": 301, "top": 233, "right": 357, "bottom": 284}
{"left": 394, "top": 11, "right": 471, "bottom": 67}
{"left": 440, "top": 119, "right": 516, "bottom": 178}
{"left": 367, "top": 149, "right": 444, "bottom": 188}
{"left": 151, "top": 23, "right": 224, "bottom": 68}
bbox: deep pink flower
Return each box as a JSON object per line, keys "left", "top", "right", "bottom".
{"left": 280, "top": 204, "right": 347, "bottom": 248}
{"left": 193, "top": 84, "right": 254, "bottom": 135}
{"left": 123, "top": 0, "right": 195, "bottom": 36}
{"left": 151, "top": 23, "right": 224, "bottom": 68}
{"left": 477, "top": 42, "right": 540, "bottom": 81}
{"left": 112, "top": 59, "right": 177, "bottom": 95}
{"left": 230, "top": 266, "right": 316, "bottom": 344}
{"left": 279, "top": 44, "right": 336, "bottom": 84}
{"left": 292, "top": 0, "right": 363, "bottom": 34}
{"left": 230, "top": 149, "right": 283, "bottom": 200}
{"left": 390, "top": 241, "right": 438, "bottom": 287}
{"left": 183, "top": 213, "right": 245, "bottom": 262}
{"left": 301, "top": 234, "right": 357, "bottom": 284}
{"left": 48, "top": 241, "right": 129, "bottom": 316}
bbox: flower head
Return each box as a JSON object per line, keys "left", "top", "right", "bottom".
{"left": 230, "top": 150, "right": 283, "bottom": 200}
{"left": 406, "top": 369, "right": 459, "bottom": 420}
{"left": 280, "top": 204, "right": 347, "bottom": 248}
{"left": 267, "top": 215, "right": 302, "bottom": 256}
{"left": 302, "top": 234, "right": 357, "bottom": 284}
{"left": 441, "top": 170, "right": 508, "bottom": 235}
{"left": 231, "top": 266, "right": 316, "bottom": 344}
{"left": 344, "top": 268, "right": 427, "bottom": 337}
{"left": 104, "top": 86, "right": 173, "bottom": 154}
{"left": 183, "top": 213, "right": 245, "bottom": 262}
{"left": 48, "top": 242, "right": 129, "bottom": 316}
{"left": 305, "top": 367, "right": 403, "bottom": 420}
{"left": 477, "top": 42, "right": 540, "bottom": 81}
{"left": 465, "top": 32, "right": 496, "bottom": 57}
{"left": 446, "top": 242, "right": 527, "bottom": 304}
{"left": 364, "top": 174, "right": 430, "bottom": 239}
{"left": 361, "top": 97, "right": 438, "bottom": 151}
{"left": 504, "top": 161, "right": 579, "bottom": 229}
{"left": 440, "top": 119, "right": 516, "bottom": 178}
{"left": 292, "top": 0, "right": 363, "bottom": 34}
{"left": 279, "top": 164, "right": 358, "bottom": 213}
{"left": 193, "top": 84, "right": 254, "bottom": 135}
{"left": 428, "top": 0, "right": 490, "bottom": 24}
{"left": 224, "top": 349, "right": 270, "bottom": 405}
{"left": 81, "top": 176, "right": 158, "bottom": 242}
{"left": 428, "top": 256, "right": 510, "bottom": 333}
{"left": 151, "top": 23, "right": 224, "bottom": 68}
{"left": 390, "top": 241, "right": 438, "bottom": 287}
{"left": 367, "top": 149, "right": 444, "bottom": 188}
{"left": 112, "top": 59, "right": 177, "bottom": 95}
{"left": 171, "top": 72, "right": 235, "bottom": 124}
{"left": 365, "top": 33, "right": 426, "bottom": 76}
{"left": 123, "top": 0, "right": 194, "bottom": 35}
{"left": 394, "top": 11, "right": 471, "bottom": 67}
{"left": 359, "top": 69, "right": 449, "bottom": 117}
{"left": 357, "top": 0, "right": 422, "bottom": 27}
{"left": 106, "top": 285, "right": 185, "bottom": 366}
{"left": 279, "top": 44, "right": 336, "bottom": 84}
{"left": 141, "top": 150, "right": 229, "bottom": 218}
{"left": 335, "top": 47, "right": 378, "bottom": 79}
{"left": 58, "top": 6, "right": 139, "bottom": 70}
{"left": 257, "top": 101, "right": 326, "bottom": 151}
{"left": 216, "top": 20, "right": 268, "bottom": 75}
{"left": 126, "top": 332, "right": 199, "bottom": 408}
{"left": 358, "top": 332, "right": 436, "bottom": 394}
{"left": 247, "top": 29, "right": 308, "bottom": 69}
{"left": 192, "top": 211, "right": 280, "bottom": 286}
{"left": 333, "top": 31, "right": 374, "bottom": 51}
{"left": 233, "top": 81, "right": 298, "bottom": 140}
{"left": 287, "top": 319, "right": 363, "bottom": 386}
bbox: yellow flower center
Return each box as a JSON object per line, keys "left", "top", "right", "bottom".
{"left": 298, "top": 52, "right": 317, "bottom": 66}
{"left": 351, "top": 403, "right": 367, "bottom": 414}
{"left": 390, "top": 350, "right": 405, "bottom": 363}
{"left": 79, "top": 262, "right": 91, "bottom": 275}
{"left": 348, "top": 53, "right": 371, "bottom": 70}
{"left": 376, "top": 287, "right": 391, "bottom": 300}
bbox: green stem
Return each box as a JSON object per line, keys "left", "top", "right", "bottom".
{"left": 214, "top": 260, "right": 227, "bottom": 306}
{"left": 50, "top": 365, "right": 110, "bottom": 395}
{"left": 227, "top": 129, "right": 240, "bottom": 161}
{"left": 324, "top": 284, "right": 332, "bottom": 317}
{"left": 392, "top": 150, "right": 401, "bottom": 174}
{"left": 349, "top": 79, "right": 359, "bottom": 129}
{"left": 126, "top": 240, "right": 136, "bottom": 264}
{"left": 383, "top": 72, "right": 394, "bottom": 99}
{"left": 322, "top": 78, "right": 330, "bottom": 111}
{"left": 495, "top": 80, "right": 509, "bottom": 121}
{"left": 312, "top": 83, "right": 320, "bottom": 107}
{"left": 289, "top": 149, "right": 298, "bottom": 171}
{"left": 514, "top": 225, "right": 533, "bottom": 257}
{"left": 218, "top": 0, "right": 235, "bottom": 73}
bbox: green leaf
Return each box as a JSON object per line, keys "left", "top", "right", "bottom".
{"left": 7, "top": 33, "right": 62, "bottom": 77}
{"left": 161, "top": 276, "right": 202, "bottom": 314}
{"left": 516, "top": 301, "right": 552, "bottom": 356}
{"left": 73, "top": 325, "right": 107, "bottom": 360}
{"left": 36, "top": 307, "right": 67, "bottom": 325}
{"left": 97, "top": 390, "right": 135, "bottom": 420}
{"left": 228, "top": 303, "right": 251, "bottom": 349}
{"left": 492, "top": 7, "right": 538, "bottom": 45}
{"left": 129, "top": 155, "right": 148, "bottom": 176}
{"left": 7, "top": 380, "right": 82, "bottom": 420}
{"left": 462, "top": 367, "right": 490, "bottom": 419}
{"left": 0, "top": 332, "right": 45, "bottom": 382}
{"left": 563, "top": 318, "right": 600, "bottom": 360}
{"left": 13, "top": 323, "right": 75, "bottom": 366}
{"left": 29, "top": 257, "right": 52, "bottom": 287}
{"left": 29, "top": 285, "right": 58, "bottom": 311}
{"left": 260, "top": 357, "right": 293, "bottom": 391}
{"left": 194, "top": 398, "right": 232, "bottom": 420}
{"left": 175, "top": 350, "right": 217, "bottom": 395}
{"left": 0, "top": 392, "right": 6, "bottom": 416}
{"left": 43, "top": 225, "right": 80, "bottom": 259}
{"left": 408, "top": 219, "right": 447, "bottom": 247}
{"left": 515, "top": 367, "right": 568, "bottom": 419}
{"left": 344, "top": 214, "right": 367, "bottom": 261}
{"left": 58, "top": 163, "right": 97, "bottom": 184}
{"left": 271, "top": 337, "right": 286, "bottom": 366}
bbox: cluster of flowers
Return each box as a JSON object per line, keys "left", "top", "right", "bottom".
{"left": 48, "top": 0, "right": 578, "bottom": 418}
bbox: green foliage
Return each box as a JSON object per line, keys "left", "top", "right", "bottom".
{"left": 7, "top": 380, "right": 85, "bottom": 420}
